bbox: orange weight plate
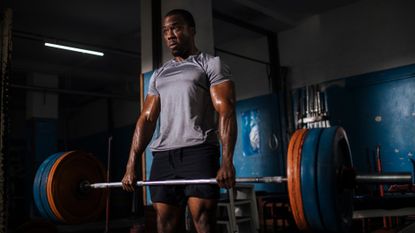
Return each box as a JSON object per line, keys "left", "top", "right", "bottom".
{"left": 45, "top": 151, "right": 72, "bottom": 223}
{"left": 46, "top": 151, "right": 106, "bottom": 224}
{"left": 287, "top": 129, "right": 309, "bottom": 231}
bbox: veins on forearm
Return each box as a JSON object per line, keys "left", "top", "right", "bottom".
{"left": 211, "top": 81, "right": 237, "bottom": 163}
{"left": 130, "top": 118, "right": 156, "bottom": 158}
{"left": 218, "top": 109, "right": 237, "bottom": 163}
{"left": 127, "top": 96, "right": 160, "bottom": 168}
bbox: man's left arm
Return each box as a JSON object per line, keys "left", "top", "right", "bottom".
{"left": 210, "top": 80, "right": 237, "bottom": 189}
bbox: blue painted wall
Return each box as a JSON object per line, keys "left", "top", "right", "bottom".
{"left": 27, "top": 118, "right": 58, "bottom": 164}
{"left": 294, "top": 64, "right": 415, "bottom": 174}
{"left": 233, "top": 94, "right": 285, "bottom": 193}
{"left": 143, "top": 71, "right": 158, "bottom": 205}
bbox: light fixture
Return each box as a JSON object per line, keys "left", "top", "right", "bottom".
{"left": 44, "top": 42, "right": 104, "bottom": 56}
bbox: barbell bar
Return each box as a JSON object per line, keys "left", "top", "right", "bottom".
{"left": 84, "top": 176, "right": 287, "bottom": 189}
{"left": 83, "top": 173, "right": 412, "bottom": 190}
{"left": 33, "top": 126, "right": 415, "bottom": 232}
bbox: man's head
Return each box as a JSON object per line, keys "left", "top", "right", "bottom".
{"left": 163, "top": 9, "right": 197, "bottom": 58}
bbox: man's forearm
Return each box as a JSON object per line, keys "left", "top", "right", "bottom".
{"left": 125, "top": 95, "right": 160, "bottom": 171}
{"left": 126, "top": 117, "right": 157, "bottom": 170}
{"left": 218, "top": 110, "right": 237, "bottom": 164}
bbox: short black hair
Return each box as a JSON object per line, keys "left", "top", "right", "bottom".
{"left": 165, "top": 9, "right": 196, "bottom": 28}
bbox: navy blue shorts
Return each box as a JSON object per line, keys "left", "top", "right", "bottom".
{"left": 149, "top": 144, "right": 220, "bottom": 206}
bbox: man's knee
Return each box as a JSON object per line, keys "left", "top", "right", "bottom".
{"left": 188, "top": 199, "right": 216, "bottom": 232}
{"left": 191, "top": 210, "right": 217, "bottom": 233}
{"left": 153, "top": 203, "right": 184, "bottom": 233}
{"left": 192, "top": 211, "right": 209, "bottom": 225}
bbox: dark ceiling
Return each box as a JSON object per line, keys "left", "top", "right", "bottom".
{"left": 5, "top": 0, "right": 360, "bottom": 102}
{"left": 212, "top": 0, "right": 360, "bottom": 32}
{"left": 9, "top": 0, "right": 141, "bottom": 92}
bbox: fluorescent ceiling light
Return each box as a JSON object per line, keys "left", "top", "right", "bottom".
{"left": 44, "top": 42, "right": 104, "bottom": 56}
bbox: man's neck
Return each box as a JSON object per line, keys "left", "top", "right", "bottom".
{"left": 174, "top": 47, "right": 199, "bottom": 61}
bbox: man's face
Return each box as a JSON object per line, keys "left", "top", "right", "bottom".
{"left": 162, "top": 15, "right": 194, "bottom": 57}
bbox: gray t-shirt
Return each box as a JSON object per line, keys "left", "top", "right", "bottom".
{"left": 148, "top": 52, "right": 232, "bottom": 151}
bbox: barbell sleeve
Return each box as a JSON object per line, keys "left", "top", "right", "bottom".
{"left": 355, "top": 172, "right": 412, "bottom": 184}
{"left": 85, "top": 176, "right": 287, "bottom": 189}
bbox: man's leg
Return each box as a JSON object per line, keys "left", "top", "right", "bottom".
{"left": 153, "top": 202, "right": 185, "bottom": 233}
{"left": 187, "top": 197, "right": 217, "bottom": 233}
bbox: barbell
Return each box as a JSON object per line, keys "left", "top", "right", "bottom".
{"left": 33, "top": 126, "right": 415, "bottom": 232}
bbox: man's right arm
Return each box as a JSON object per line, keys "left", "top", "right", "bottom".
{"left": 122, "top": 94, "right": 160, "bottom": 192}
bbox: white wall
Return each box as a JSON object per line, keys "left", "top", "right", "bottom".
{"left": 279, "top": 0, "right": 415, "bottom": 88}
{"left": 214, "top": 19, "right": 271, "bottom": 100}
{"left": 217, "top": 51, "right": 270, "bottom": 100}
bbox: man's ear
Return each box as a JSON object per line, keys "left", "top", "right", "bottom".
{"left": 190, "top": 27, "right": 196, "bottom": 35}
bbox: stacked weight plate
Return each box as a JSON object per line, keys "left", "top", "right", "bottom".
{"left": 33, "top": 151, "right": 106, "bottom": 224}
{"left": 288, "top": 126, "right": 354, "bottom": 233}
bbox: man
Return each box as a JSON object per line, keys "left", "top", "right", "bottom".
{"left": 122, "top": 9, "right": 237, "bottom": 233}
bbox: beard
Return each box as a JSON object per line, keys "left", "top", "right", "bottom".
{"left": 171, "top": 46, "right": 190, "bottom": 58}
{"left": 169, "top": 38, "right": 192, "bottom": 58}
{"left": 171, "top": 48, "right": 184, "bottom": 57}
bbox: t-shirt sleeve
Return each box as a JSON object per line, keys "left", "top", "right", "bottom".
{"left": 205, "top": 56, "right": 232, "bottom": 87}
{"left": 147, "top": 70, "right": 159, "bottom": 96}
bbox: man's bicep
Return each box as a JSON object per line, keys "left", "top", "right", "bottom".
{"left": 141, "top": 94, "right": 160, "bottom": 122}
{"left": 210, "top": 80, "right": 236, "bottom": 113}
